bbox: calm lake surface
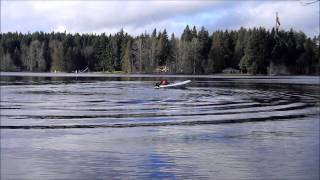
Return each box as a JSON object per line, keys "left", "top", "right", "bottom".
{"left": 1, "top": 72, "right": 319, "bottom": 179}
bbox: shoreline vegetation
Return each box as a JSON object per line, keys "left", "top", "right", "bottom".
{"left": 1, "top": 72, "right": 319, "bottom": 86}
{"left": 1, "top": 26, "right": 319, "bottom": 75}
{"left": 2, "top": 71, "right": 319, "bottom": 78}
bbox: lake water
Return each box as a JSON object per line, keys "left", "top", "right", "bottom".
{"left": 1, "top": 72, "right": 319, "bottom": 179}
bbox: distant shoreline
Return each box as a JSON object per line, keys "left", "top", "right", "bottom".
{"left": 1, "top": 71, "right": 318, "bottom": 79}
{"left": 2, "top": 28, "right": 319, "bottom": 76}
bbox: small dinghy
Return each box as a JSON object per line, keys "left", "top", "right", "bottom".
{"left": 155, "top": 80, "right": 191, "bottom": 89}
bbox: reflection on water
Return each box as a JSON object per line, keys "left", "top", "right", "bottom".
{"left": 1, "top": 73, "right": 319, "bottom": 179}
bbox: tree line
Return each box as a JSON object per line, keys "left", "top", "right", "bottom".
{"left": 1, "top": 26, "right": 319, "bottom": 75}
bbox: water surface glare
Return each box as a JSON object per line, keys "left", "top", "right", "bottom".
{"left": 1, "top": 74, "right": 319, "bottom": 179}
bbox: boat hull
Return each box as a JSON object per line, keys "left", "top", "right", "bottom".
{"left": 155, "top": 80, "right": 191, "bottom": 89}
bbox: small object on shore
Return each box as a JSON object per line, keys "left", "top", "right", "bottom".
{"left": 155, "top": 80, "right": 191, "bottom": 89}
{"left": 222, "top": 67, "right": 240, "bottom": 74}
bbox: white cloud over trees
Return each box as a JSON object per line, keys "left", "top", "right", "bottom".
{"left": 1, "top": 0, "right": 318, "bottom": 36}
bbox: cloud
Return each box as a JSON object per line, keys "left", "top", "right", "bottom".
{"left": 1, "top": 0, "right": 319, "bottom": 37}
{"left": 2, "top": 1, "right": 219, "bottom": 33}
{"left": 196, "top": 1, "right": 319, "bottom": 36}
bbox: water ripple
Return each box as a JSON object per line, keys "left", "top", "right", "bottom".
{"left": 1, "top": 80, "right": 319, "bottom": 129}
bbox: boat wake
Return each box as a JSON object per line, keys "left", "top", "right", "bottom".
{"left": 1, "top": 81, "right": 319, "bottom": 129}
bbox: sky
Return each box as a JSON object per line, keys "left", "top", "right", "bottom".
{"left": 1, "top": 0, "right": 319, "bottom": 37}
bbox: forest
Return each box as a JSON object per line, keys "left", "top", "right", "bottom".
{"left": 1, "top": 26, "right": 319, "bottom": 75}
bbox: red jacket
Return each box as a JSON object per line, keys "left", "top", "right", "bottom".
{"left": 161, "top": 79, "right": 168, "bottom": 85}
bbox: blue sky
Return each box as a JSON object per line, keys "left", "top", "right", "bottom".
{"left": 1, "top": 0, "right": 319, "bottom": 37}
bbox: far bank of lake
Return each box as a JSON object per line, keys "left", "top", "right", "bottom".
{"left": 1, "top": 72, "right": 319, "bottom": 85}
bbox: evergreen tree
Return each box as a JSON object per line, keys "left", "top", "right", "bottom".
{"left": 0, "top": 27, "right": 318, "bottom": 75}
{"left": 156, "top": 29, "right": 169, "bottom": 66}
{"left": 198, "top": 26, "right": 211, "bottom": 74}
{"left": 122, "top": 40, "right": 133, "bottom": 73}
{"left": 240, "top": 29, "right": 268, "bottom": 74}
{"left": 191, "top": 26, "right": 197, "bottom": 39}
{"left": 168, "top": 33, "right": 179, "bottom": 73}
{"left": 12, "top": 47, "right": 22, "bottom": 69}
{"left": 208, "top": 32, "right": 225, "bottom": 73}
{"left": 181, "top": 25, "right": 192, "bottom": 42}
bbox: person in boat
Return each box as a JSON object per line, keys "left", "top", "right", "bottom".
{"left": 155, "top": 79, "right": 169, "bottom": 87}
